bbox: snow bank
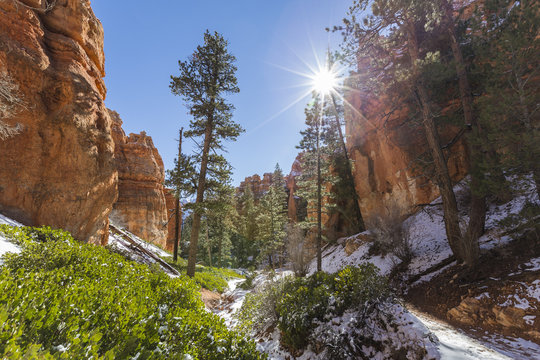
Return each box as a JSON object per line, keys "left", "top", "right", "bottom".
{"left": 0, "top": 213, "right": 22, "bottom": 261}
{"left": 310, "top": 177, "right": 539, "bottom": 280}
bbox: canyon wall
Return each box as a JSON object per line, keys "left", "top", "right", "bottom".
{"left": 345, "top": 93, "right": 468, "bottom": 220}
{"left": 0, "top": 0, "right": 117, "bottom": 245}
{"left": 110, "top": 110, "right": 169, "bottom": 248}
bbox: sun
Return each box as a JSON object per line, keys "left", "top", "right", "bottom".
{"left": 311, "top": 67, "right": 338, "bottom": 95}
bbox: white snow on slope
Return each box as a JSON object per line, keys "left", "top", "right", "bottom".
{"left": 300, "top": 178, "right": 540, "bottom": 360}
{"left": 109, "top": 221, "right": 171, "bottom": 258}
{"left": 410, "top": 309, "right": 511, "bottom": 360}
{"left": 310, "top": 177, "right": 539, "bottom": 281}
{"left": 0, "top": 213, "right": 22, "bottom": 261}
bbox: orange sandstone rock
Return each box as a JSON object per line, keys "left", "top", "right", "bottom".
{"left": 345, "top": 92, "right": 468, "bottom": 219}
{"left": 0, "top": 0, "right": 116, "bottom": 244}
{"left": 110, "top": 110, "right": 168, "bottom": 249}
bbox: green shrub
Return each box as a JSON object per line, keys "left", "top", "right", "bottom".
{"left": 162, "top": 257, "right": 243, "bottom": 293}
{"left": 194, "top": 272, "right": 229, "bottom": 293}
{"left": 238, "top": 271, "right": 256, "bottom": 290}
{"left": 0, "top": 225, "right": 264, "bottom": 360}
{"left": 276, "top": 265, "right": 390, "bottom": 351}
{"left": 235, "top": 277, "right": 285, "bottom": 335}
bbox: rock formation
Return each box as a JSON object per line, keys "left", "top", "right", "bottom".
{"left": 285, "top": 155, "right": 303, "bottom": 223}
{"left": 345, "top": 93, "right": 468, "bottom": 220}
{"left": 237, "top": 173, "right": 273, "bottom": 201}
{"left": 110, "top": 110, "right": 168, "bottom": 249}
{"left": 0, "top": 0, "right": 117, "bottom": 245}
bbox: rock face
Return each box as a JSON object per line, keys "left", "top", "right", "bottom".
{"left": 345, "top": 94, "right": 468, "bottom": 219}
{"left": 110, "top": 110, "right": 168, "bottom": 248}
{"left": 0, "top": 0, "right": 116, "bottom": 244}
{"left": 237, "top": 173, "right": 273, "bottom": 201}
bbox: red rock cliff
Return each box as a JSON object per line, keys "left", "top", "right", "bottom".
{"left": 0, "top": 0, "right": 117, "bottom": 244}
{"left": 345, "top": 92, "right": 468, "bottom": 219}
{"left": 237, "top": 173, "right": 273, "bottom": 200}
{"left": 110, "top": 110, "right": 168, "bottom": 248}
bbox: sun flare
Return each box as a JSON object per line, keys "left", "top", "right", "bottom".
{"left": 311, "top": 67, "right": 338, "bottom": 95}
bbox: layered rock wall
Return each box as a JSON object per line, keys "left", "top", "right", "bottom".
{"left": 0, "top": 0, "right": 117, "bottom": 244}
{"left": 110, "top": 110, "right": 168, "bottom": 248}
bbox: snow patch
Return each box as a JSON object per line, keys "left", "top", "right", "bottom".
{"left": 0, "top": 213, "right": 22, "bottom": 261}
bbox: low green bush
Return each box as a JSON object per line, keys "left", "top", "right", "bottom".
{"left": 235, "top": 276, "right": 285, "bottom": 335}
{"left": 194, "top": 272, "right": 229, "bottom": 293}
{"left": 236, "top": 264, "right": 390, "bottom": 353}
{"left": 0, "top": 225, "right": 264, "bottom": 360}
{"left": 163, "top": 256, "right": 243, "bottom": 293}
{"left": 238, "top": 271, "right": 257, "bottom": 290}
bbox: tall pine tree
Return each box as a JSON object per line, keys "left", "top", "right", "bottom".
{"left": 170, "top": 31, "right": 243, "bottom": 277}
{"left": 256, "top": 164, "right": 289, "bottom": 269}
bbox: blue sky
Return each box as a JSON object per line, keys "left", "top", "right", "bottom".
{"left": 92, "top": 0, "right": 351, "bottom": 185}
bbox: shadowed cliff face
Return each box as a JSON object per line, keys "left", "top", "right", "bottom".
{"left": 110, "top": 110, "right": 168, "bottom": 249}
{"left": 345, "top": 91, "right": 468, "bottom": 220}
{"left": 0, "top": 0, "right": 117, "bottom": 245}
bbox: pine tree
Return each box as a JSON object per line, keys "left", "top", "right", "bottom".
{"left": 205, "top": 183, "right": 236, "bottom": 267}
{"left": 472, "top": 0, "right": 540, "bottom": 199}
{"left": 340, "top": 0, "right": 474, "bottom": 264}
{"left": 324, "top": 53, "right": 366, "bottom": 234}
{"left": 170, "top": 30, "right": 243, "bottom": 277}
{"left": 296, "top": 94, "right": 337, "bottom": 271}
{"left": 233, "top": 186, "right": 259, "bottom": 267}
{"left": 256, "top": 164, "right": 288, "bottom": 269}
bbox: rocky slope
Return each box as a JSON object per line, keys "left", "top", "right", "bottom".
{"left": 110, "top": 110, "right": 168, "bottom": 249}
{"left": 0, "top": 0, "right": 116, "bottom": 245}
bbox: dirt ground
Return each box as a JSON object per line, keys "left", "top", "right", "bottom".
{"left": 200, "top": 288, "right": 221, "bottom": 309}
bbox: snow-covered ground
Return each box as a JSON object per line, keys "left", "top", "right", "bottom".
{"left": 216, "top": 272, "right": 520, "bottom": 360}
{"left": 309, "top": 177, "right": 539, "bottom": 281}
{"left": 0, "top": 213, "right": 22, "bottom": 261}
{"left": 410, "top": 309, "right": 511, "bottom": 360}
{"left": 109, "top": 221, "right": 171, "bottom": 258}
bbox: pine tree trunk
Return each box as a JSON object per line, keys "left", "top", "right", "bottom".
{"left": 206, "top": 222, "right": 212, "bottom": 267}
{"left": 443, "top": 3, "right": 484, "bottom": 266}
{"left": 173, "top": 128, "right": 183, "bottom": 263}
{"left": 406, "top": 20, "right": 463, "bottom": 260}
{"left": 186, "top": 117, "right": 213, "bottom": 278}
{"left": 330, "top": 93, "right": 366, "bottom": 232}
{"left": 218, "top": 229, "right": 223, "bottom": 268}
{"left": 463, "top": 184, "right": 484, "bottom": 265}
{"left": 316, "top": 117, "right": 323, "bottom": 272}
